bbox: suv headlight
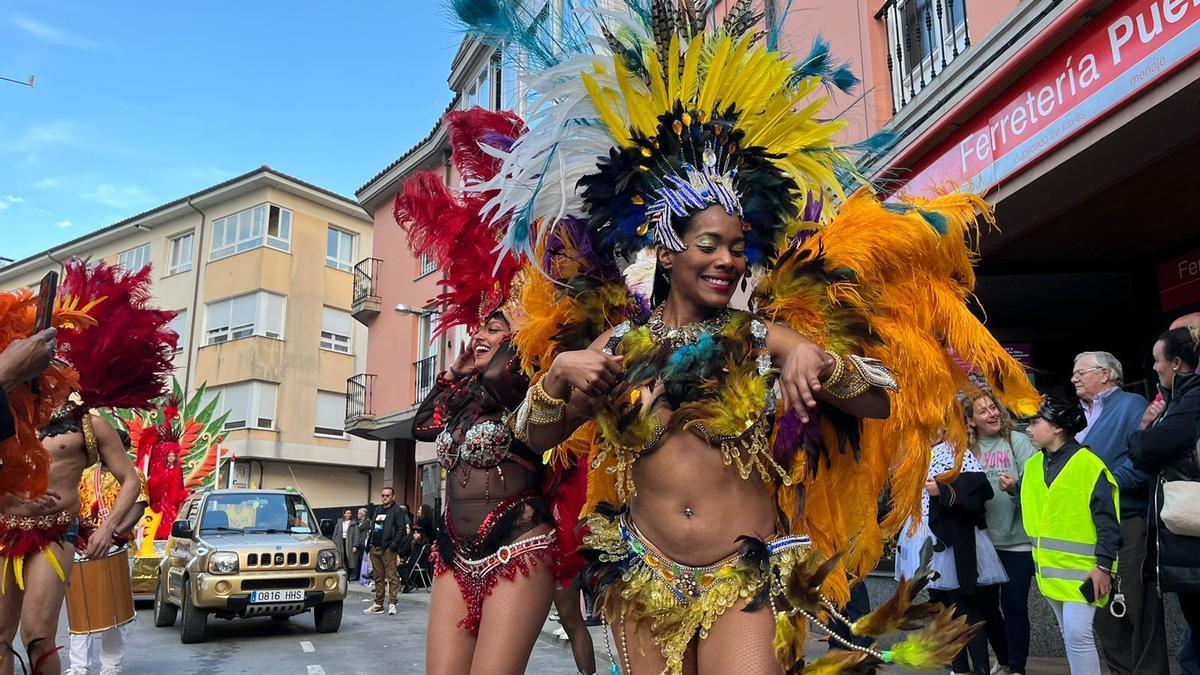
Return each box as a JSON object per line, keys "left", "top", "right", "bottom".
{"left": 207, "top": 551, "right": 239, "bottom": 575}
{"left": 316, "top": 548, "right": 338, "bottom": 572}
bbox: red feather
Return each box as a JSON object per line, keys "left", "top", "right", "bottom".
{"left": 56, "top": 259, "right": 177, "bottom": 410}
{"left": 393, "top": 107, "right": 527, "bottom": 333}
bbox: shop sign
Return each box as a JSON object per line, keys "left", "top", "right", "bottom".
{"left": 898, "top": 0, "right": 1200, "bottom": 196}
{"left": 1158, "top": 247, "right": 1200, "bottom": 311}
{"left": 1002, "top": 343, "right": 1035, "bottom": 369}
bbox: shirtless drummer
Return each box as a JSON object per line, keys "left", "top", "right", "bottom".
{"left": 0, "top": 404, "right": 141, "bottom": 675}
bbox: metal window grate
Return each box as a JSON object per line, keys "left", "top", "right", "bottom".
{"left": 876, "top": 0, "right": 970, "bottom": 113}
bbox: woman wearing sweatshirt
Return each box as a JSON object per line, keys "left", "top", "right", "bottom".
{"left": 965, "top": 391, "right": 1039, "bottom": 675}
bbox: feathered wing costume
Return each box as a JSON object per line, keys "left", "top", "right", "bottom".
{"left": 1, "top": 259, "right": 175, "bottom": 590}
{"left": 0, "top": 289, "right": 94, "bottom": 500}
{"left": 451, "top": 2, "right": 1039, "bottom": 671}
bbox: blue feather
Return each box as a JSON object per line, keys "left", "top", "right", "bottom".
{"left": 765, "top": 0, "right": 796, "bottom": 52}
{"left": 792, "top": 34, "right": 860, "bottom": 94}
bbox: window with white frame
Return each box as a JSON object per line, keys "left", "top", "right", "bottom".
{"left": 326, "top": 227, "right": 355, "bottom": 272}
{"left": 117, "top": 243, "right": 151, "bottom": 273}
{"left": 212, "top": 381, "right": 278, "bottom": 430}
{"left": 166, "top": 310, "right": 188, "bottom": 354}
{"left": 168, "top": 233, "right": 194, "bottom": 274}
{"left": 420, "top": 253, "right": 438, "bottom": 276}
{"left": 314, "top": 391, "right": 346, "bottom": 437}
{"left": 418, "top": 310, "right": 440, "bottom": 360}
{"left": 210, "top": 204, "right": 292, "bottom": 260}
{"left": 320, "top": 307, "right": 352, "bottom": 354}
{"left": 204, "top": 291, "right": 285, "bottom": 345}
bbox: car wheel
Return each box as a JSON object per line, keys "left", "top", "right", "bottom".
{"left": 179, "top": 580, "right": 208, "bottom": 644}
{"left": 313, "top": 600, "right": 343, "bottom": 633}
{"left": 153, "top": 578, "right": 177, "bottom": 628}
{"left": 271, "top": 614, "right": 290, "bottom": 622}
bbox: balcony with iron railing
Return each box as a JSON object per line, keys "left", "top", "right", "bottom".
{"left": 877, "top": 0, "right": 971, "bottom": 114}
{"left": 414, "top": 355, "right": 438, "bottom": 404}
{"left": 352, "top": 258, "right": 382, "bottom": 324}
{"left": 345, "top": 373, "right": 376, "bottom": 428}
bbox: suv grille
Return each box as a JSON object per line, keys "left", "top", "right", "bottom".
{"left": 241, "top": 578, "right": 311, "bottom": 591}
{"left": 245, "top": 551, "right": 310, "bottom": 568}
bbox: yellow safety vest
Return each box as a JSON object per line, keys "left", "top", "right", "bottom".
{"left": 1021, "top": 446, "right": 1119, "bottom": 606}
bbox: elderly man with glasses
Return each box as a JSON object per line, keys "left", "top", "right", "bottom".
{"left": 1072, "top": 351, "right": 1169, "bottom": 675}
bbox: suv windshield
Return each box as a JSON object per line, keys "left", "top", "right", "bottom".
{"left": 198, "top": 493, "right": 316, "bottom": 534}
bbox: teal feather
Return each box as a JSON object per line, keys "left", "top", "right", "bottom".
{"left": 792, "top": 35, "right": 860, "bottom": 94}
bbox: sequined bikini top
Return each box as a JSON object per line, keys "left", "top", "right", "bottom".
{"left": 593, "top": 310, "right": 787, "bottom": 503}
{"left": 436, "top": 419, "right": 534, "bottom": 472}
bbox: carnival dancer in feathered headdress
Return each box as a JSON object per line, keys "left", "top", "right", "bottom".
{"left": 449, "top": 1, "right": 1040, "bottom": 673}
{"left": 394, "top": 107, "right": 595, "bottom": 674}
{"left": 110, "top": 379, "right": 231, "bottom": 546}
{"left": 0, "top": 259, "right": 175, "bottom": 675}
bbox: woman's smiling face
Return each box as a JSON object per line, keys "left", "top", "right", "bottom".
{"left": 659, "top": 206, "right": 747, "bottom": 310}
{"left": 471, "top": 313, "right": 510, "bottom": 371}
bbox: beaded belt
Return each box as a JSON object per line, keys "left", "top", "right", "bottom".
{"left": 0, "top": 511, "right": 73, "bottom": 531}
{"left": 620, "top": 516, "right": 811, "bottom": 603}
{"left": 451, "top": 531, "right": 557, "bottom": 578}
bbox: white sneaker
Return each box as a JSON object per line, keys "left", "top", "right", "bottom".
{"left": 554, "top": 626, "right": 569, "bottom": 640}
{"left": 361, "top": 596, "right": 374, "bottom": 602}
{"left": 363, "top": 604, "right": 384, "bottom": 614}
{"left": 388, "top": 604, "right": 397, "bottom": 615}
{"left": 64, "top": 669, "right": 89, "bottom": 675}
{"left": 100, "top": 668, "right": 123, "bottom": 675}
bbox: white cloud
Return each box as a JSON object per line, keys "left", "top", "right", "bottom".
{"left": 34, "top": 177, "right": 60, "bottom": 190}
{"left": 2, "top": 195, "right": 24, "bottom": 204}
{"left": 54, "top": 219, "right": 72, "bottom": 229}
{"left": 0, "top": 122, "right": 77, "bottom": 155}
{"left": 79, "top": 183, "right": 154, "bottom": 209}
{"left": 9, "top": 15, "right": 100, "bottom": 50}
{"left": 0, "top": 202, "right": 7, "bottom": 211}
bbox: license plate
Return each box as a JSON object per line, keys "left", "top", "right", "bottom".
{"left": 249, "top": 590, "right": 304, "bottom": 603}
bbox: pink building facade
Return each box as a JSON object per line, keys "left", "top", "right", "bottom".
{"left": 350, "top": 0, "right": 1200, "bottom": 508}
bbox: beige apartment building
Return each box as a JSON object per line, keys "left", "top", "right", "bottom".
{"left": 0, "top": 166, "right": 383, "bottom": 509}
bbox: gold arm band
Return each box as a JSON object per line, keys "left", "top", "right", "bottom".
{"left": 821, "top": 353, "right": 898, "bottom": 400}
{"left": 526, "top": 378, "right": 567, "bottom": 426}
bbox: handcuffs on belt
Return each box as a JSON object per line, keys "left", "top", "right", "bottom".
{"left": 1109, "top": 573, "right": 1127, "bottom": 618}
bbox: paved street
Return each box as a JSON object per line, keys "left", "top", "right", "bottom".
{"left": 54, "top": 588, "right": 586, "bottom": 674}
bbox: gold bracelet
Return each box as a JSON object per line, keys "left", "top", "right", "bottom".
{"left": 821, "top": 352, "right": 872, "bottom": 400}
{"left": 527, "top": 378, "right": 566, "bottom": 426}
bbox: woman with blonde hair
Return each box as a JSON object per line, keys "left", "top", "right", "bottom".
{"left": 963, "top": 390, "right": 1038, "bottom": 675}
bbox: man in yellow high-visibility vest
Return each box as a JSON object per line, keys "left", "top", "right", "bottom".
{"left": 1022, "top": 396, "right": 1121, "bottom": 675}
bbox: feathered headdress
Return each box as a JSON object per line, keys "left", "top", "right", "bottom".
{"left": 55, "top": 259, "right": 178, "bottom": 411}
{"left": 393, "top": 108, "right": 528, "bottom": 333}
{"left": 0, "top": 279, "right": 105, "bottom": 497}
{"left": 455, "top": 0, "right": 873, "bottom": 267}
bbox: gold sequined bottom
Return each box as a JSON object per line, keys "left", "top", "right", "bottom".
{"left": 583, "top": 508, "right": 810, "bottom": 675}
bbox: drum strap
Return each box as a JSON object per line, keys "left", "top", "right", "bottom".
{"left": 94, "top": 466, "right": 112, "bottom": 521}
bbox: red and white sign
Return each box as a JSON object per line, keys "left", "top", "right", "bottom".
{"left": 1158, "top": 248, "right": 1200, "bottom": 311}
{"left": 897, "top": 0, "right": 1200, "bottom": 197}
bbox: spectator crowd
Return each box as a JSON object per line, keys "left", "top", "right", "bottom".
{"left": 894, "top": 312, "right": 1200, "bottom": 675}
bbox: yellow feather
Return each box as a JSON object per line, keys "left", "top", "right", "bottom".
{"left": 667, "top": 33, "right": 681, "bottom": 104}
{"left": 679, "top": 33, "right": 704, "bottom": 105}
{"left": 581, "top": 69, "right": 629, "bottom": 144}
{"left": 643, "top": 48, "right": 669, "bottom": 111}
{"left": 696, "top": 35, "right": 732, "bottom": 114}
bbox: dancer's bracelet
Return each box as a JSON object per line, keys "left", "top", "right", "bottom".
{"left": 527, "top": 378, "right": 566, "bottom": 426}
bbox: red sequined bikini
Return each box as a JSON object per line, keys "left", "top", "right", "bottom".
{"left": 433, "top": 491, "right": 556, "bottom": 634}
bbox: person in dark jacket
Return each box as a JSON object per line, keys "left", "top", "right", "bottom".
{"left": 895, "top": 435, "right": 1002, "bottom": 675}
{"left": 363, "top": 487, "right": 404, "bottom": 615}
{"left": 1130, "top": 327, "right": 1200, "bottom": 659}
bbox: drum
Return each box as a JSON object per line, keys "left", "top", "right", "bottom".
{"left": 65, "top": 546, "right": 135, "bottom": 635}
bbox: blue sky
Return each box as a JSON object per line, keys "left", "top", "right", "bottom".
{"left": 0, "top": 1, "right": 464, "bottom": 262}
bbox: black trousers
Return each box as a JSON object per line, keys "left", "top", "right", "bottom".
{"left": 828, "top": 582, "right": 873, "bottom": 651}
{"left": 980, "top": 549, "right": 1034, "bottom": 674}
{"left": 928, "top": 587, "right": 990, "bottom": 674}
